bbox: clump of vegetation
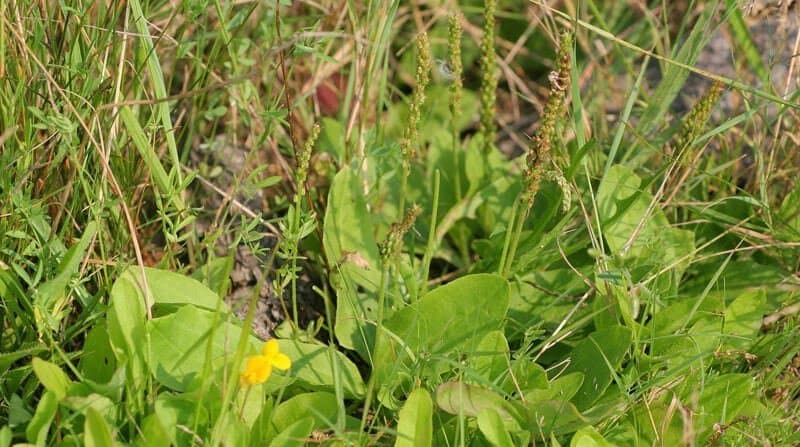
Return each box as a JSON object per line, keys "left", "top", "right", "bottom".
{"left": 2, "top": 1, "right": 800, "bottom": 446}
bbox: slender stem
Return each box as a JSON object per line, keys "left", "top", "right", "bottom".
{"left": 497, "top": 197, "right": 518, "bottom": 276}
{"left": 452, "top": 124, "right": 462, "bottom": 203}
{"left": 291, "top": 252, "right": 298, "bottom": 330}
{"left": 375, "top": 264, "right": 389, "bottom": 344}
{"left": 399, "top": 166, "right": 408, "bottom": 219}
{"left": 359, "top": 264, "right": 390, "bottom": 441}
{"left": 503, "top": 198, "right": 530, "bottom": 278}
{"left": 238, "top": 387, "right": 251, "bottom": 421}
{"left": 419, "top": 170, "right": 440, "bottom": 297}
{"left": 450, "top": 116, "right": 470, "bottom": 265}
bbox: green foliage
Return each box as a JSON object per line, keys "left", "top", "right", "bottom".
{"left": 373, "top": 274, "right": 509, "bottom": 408}
{"left": 3, "top": 0, "right": 800, "bottom": 445}
{"left": 395, "top": 388, "right": 433, "bottom": 447}
{"left": 324, "top": 167, "right": 383, "bottom": 359}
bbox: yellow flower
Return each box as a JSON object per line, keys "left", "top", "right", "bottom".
{"left": 240, "top": 339, "right": 291, "bottom": 387}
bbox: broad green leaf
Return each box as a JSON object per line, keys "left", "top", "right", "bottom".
{"left": 374, "top": 274, "right": 509, "bottom": 407}
{"left": 776, "top": 179, "right": 800, "bottom": 240}
{"left": 269, "top": 417, "right": 314, "bottom": 447}
{"left": 649, "top": 331, "right": 706, "bottom": 369}
{"left": 323, "top": 167, "right": 382, "bottom": 359}
{"left": 524, "top": 372, "right": 585, "bottom": 403}
{"left": 505, "top": 360, "right": 548, "bottom": 396}
{"left": 249, "top": 396, "right": 275, "bottom": 446}
{"left": 217, "top": 411, "right": 248, "bottom": 447}
{"left": 147, "top": 304, "right": 262, "bottom": 391}
{"left": 650, "top": 294, "right": 723, "bottom": 338}
{"left": 0, "top": 426, "right": 11, "bottom": 447}
{"left": 694, "top": 374, "right": 754, "bottom": 440}
{"left": 597, "top": 165, "right": 694, "bottom": 272}
{"left": 598, "top": 282, "right": 642, "bottom": 332}
{"left": 564, "top": 325, "right": 632, "bottom": 410}
{"left": 722, "top": 289, "right": 768, "bottom": 349}
{"left": 155, "top": 393, "right": 205, "bottom": 446}
{"left": 139, "top": 414, "right": 170, "bottom": 447}
{"left": 8, "top": 394, "right": 32, "bottom": 427}
{"left": 570, "top": 426, "right": 613, "bottom": 447}
{"left": 682, "top": 260, "right": 786, "bottom": 294}
{"left": 476, "top": 156, "right": 521, "bottom": 233}
{"left": 238, "top": 376, "right": 269, "bottom": 427}
{"left": 83, "top": 408, "right": 114, "bottom": 447}
{"left": 81, "top": 367, "right": 125, "bottom": 404}
{"left": 107, "top": 268, "right": 148, "bottom": 387}
{"left": 147, "top": 304, "right": 364, "bottom": 396}
{"left": 626, "top": 395, "right": 684, "bottom": 445}
{"left": 58, "top": 434, "right": 82, "bottom": 447}
{"left": 688, "top": 316, "right": 723, "bottom": 359}
{"left": 78, "top": 321, "right": 116, "bottom": 383}
{"left": 62, "top": 393, "right": 114, "bottom": 422}
{"left": 477, "top": 407, "right": 515, "bottom": 447}
{"left": 136, "top": 267, "right": 226, "bottom": 311}
{"left": 277, "top": 339, "right": 365, "bottom": 398}
{"left": 433, "top": 175, "right": 506, "bottom": 245}
{"left": 31, "top": 358, "right": 70, "bottom": 400}
{"left": 25, "top": 390, "right": 57, "bottom": 445}
{"left": 269, "top": 392, "right": 338, "bottom": 435}
{"left": 507, "top": 193, "right": 578, "bottom": 275}
{"left": 436, "top": 381, "right": 524, "bottom": 427}
{"left": 423, "top": 86, "right": 478, "bottom": 133}
{"left": 395, "top": 388, "right": 433, "bottom": 447}
{"left": 471, "top": 331, "right": 509, "bottom": 382}
{"left": 507, "top": 275, "right": 583, "bottom": 337}
{"left": 524, "top": 400, "right": 589, "bottom": 435}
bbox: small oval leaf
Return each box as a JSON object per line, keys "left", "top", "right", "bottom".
{"left": 395, "top": 389, "right": 433, "bottom": 447}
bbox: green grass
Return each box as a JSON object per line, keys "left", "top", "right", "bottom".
{"left": 2, "top": 0, "right": 800, "bottom": 445}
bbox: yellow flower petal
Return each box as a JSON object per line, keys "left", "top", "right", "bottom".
{"left": 263, "top": 339, "right": 280, "bottom": 357}
{"left": 240, "top": 339, "right": 291, "bottom": 387}
{"left": 240, "top": 355, "right": 272, "bottom": 386}
{"left": 272, "top": 353, "right": 291, "bottom": 371}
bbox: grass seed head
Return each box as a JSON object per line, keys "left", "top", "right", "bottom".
{"left": 478, "top": 0, "right": 498, "bottom": 154}
{"left": 401, "top": 33, "right": 432, "bottom": 172}
{"left": 523, "top": 31, "right": 573, "bottom": 207}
